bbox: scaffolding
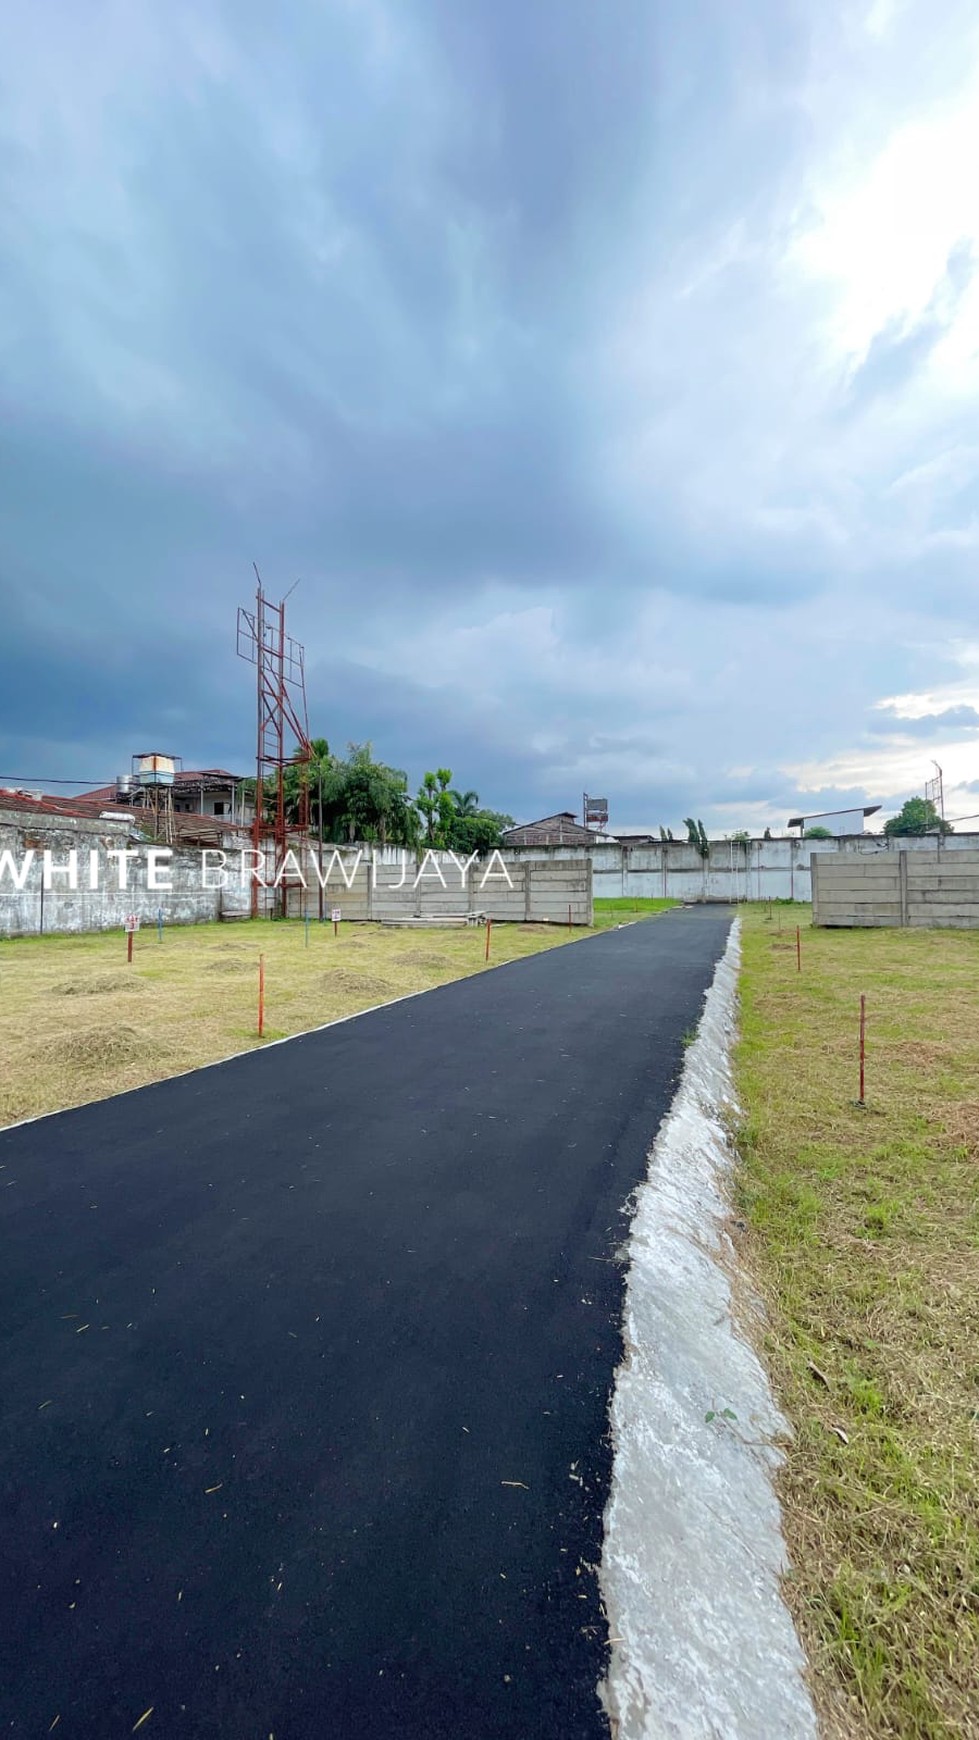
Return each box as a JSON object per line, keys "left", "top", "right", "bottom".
{"left": 236, "top": 567, "right": 313, "bottom": 917}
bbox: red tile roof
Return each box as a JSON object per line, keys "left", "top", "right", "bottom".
{"left": 0, "top": 789, "right": 107, "bottom": 821}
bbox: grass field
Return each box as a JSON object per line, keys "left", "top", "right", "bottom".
{"left": 736, "top": 905, "right": 979, "bottom": 1739}
{"left": 592, "top": 895, "right": 678, "bottom": 927}
{"left": 0, "top": 917, "right": 595, "bottom": 1129}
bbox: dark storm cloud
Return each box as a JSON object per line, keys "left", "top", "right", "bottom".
{"left": 2, "top": 0, "right": 978, "bottom": 827}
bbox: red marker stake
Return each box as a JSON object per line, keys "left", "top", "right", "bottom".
{"left": 796, "top": 925, "right": 801, "bottom": 973}
{"left": 258, "top": 953, "right": 265, "bottom": 1038}
{"left": 485, "top": 918, "right": 492, "bottom": 961}
{"left": 127, "top": 931, "right": 133, "bottom": 965}
{"left": 859, "top": 993, "right": 866, "bottom": 1105}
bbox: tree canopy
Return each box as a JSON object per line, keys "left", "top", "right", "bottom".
{"left": 245, "top": 744, "right": 512, "bottom": 853}
{"left": 882, "top": 798, "right": 952, "bottom": 838}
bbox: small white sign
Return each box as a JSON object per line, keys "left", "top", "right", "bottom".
{"left": 331, "top": 907, "right": 342, "bottom": 923}
{"left": 125, "top": 913, "right": 140, "bottom": 933}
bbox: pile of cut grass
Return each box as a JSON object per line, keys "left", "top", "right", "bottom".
{"left": 736, "top": 905, "right": 979, "bottom": 1739}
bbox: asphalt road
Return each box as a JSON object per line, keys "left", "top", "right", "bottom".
{"left": 0, "top": 906, "right": 732, "bottom": 1739}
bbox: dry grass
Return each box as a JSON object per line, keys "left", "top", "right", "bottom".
{"left": 0, "top": 916, "right": 593, "bottom": 1128}
{"left": 736, "top": 906, "right": 979, "bottom": 1739}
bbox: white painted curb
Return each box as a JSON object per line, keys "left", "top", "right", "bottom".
{"left": 599, "top": 917, "right": 817, "bottom": 1739}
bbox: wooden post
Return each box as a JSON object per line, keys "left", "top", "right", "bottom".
{"left": 258, "top": 954, "right": 265, "bottom": 1037}
{"left": 485, "top": 918, "right": 492, "bottom": 961}
{"left": 127, "top": 930, "right": 133, "bottom": 965}
{"left": 796, "top": 925, "right": 801, "bottom": 973}
{"left": 859, "top": 994, "right": 866, "bottom": 1105}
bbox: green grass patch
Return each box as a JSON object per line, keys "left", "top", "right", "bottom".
{"left": 735, "top": 905, "right": 979, "bottom": 1738}
{"left": 593, "top": 896, "right": 679, "bottom": 930}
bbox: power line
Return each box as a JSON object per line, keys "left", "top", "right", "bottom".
{"left": 0, "top": 775, "right": 105, "bottom": 785}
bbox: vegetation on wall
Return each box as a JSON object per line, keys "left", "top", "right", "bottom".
{"left": 683, "top": 816, "right": 711, "bottom": 858}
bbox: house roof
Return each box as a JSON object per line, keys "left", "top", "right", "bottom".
{"left": 501, "top": 812, "right": 601, "bottom": 847}
{"left": 787, "top": 805, "right": 881, "bottom": 828}
{"left": 0, "top": 788, "right": 245, "bottom": 845}
{"left": 0, "top": 789, "right": 107, "bottom": 821}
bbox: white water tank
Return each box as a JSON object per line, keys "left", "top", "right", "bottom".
{"left": 134, "top": 752, "right": 176, "bottom": 788}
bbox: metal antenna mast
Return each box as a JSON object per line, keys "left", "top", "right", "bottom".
{"left": 925, "top": 760, "right": 945, "bottom": 829}
{"left": 237, "top": 566, "right": 313, "bottom": 917}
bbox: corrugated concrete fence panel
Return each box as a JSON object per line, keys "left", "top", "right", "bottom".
{"left": 907, "top": 850, "right": 979, "bottom": 926}
{"left": 814, "top": 849, "right": 979, "bottom": 928}
{"left": 812, "top": 855, "right": 903, "bottom": 927}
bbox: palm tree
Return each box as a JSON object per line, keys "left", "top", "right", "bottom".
{"left": 449, "top": 788, "right": 480, "bottom": 818}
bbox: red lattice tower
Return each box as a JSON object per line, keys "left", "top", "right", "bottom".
{"left": 237, "top": 566, "right": 313, "bottom": 918}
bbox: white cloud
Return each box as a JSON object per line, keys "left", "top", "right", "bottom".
{"left": 790, "top": 49, "right": 979, "bottom": 367}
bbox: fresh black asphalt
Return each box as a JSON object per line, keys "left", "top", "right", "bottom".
{"left": 0, "top": 906, "right": 732, "bottom": 1739}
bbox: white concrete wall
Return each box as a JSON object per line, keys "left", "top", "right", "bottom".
{"left": 0, "top": 823, "right": 592, "bottom": 935}
{"left": 507, "top": 833, "right": 979, "bottom": 905}
{"left": 0, "top": 809, "right": 227, "bottom": 936}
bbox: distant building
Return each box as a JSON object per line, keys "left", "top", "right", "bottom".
{"left": 501, "top": 811, "right": 604, "bottom": 848}
{"left": 76, "top": 767, "right": 253, "bottom": 825}
{"left": 788, "top": 805, "right": 881, "bottom": 837}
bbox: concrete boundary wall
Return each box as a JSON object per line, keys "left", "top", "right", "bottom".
{"left": 281, "top": 851, "right": 592, "bottom": 925}
{"left": 0, "top": 817, "right": 592, "bottom": 935}
{"left": 0, "top": 810, "right": 229, "bottom": 937}
{"left": 511, "top": 832, "right": 979, "bottom": 905}
{"left": 813, "top": 848, "right": 979, "bottom": 928}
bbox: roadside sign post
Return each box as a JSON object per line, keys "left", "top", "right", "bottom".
{"left": 125, "top": 912, "right": 139, "bottom": 964}
{"left": 331, "top": 906, "right": 341, "bottom": 937}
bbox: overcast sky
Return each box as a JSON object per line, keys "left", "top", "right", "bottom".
{"left": 2, "top": 0, "right": 979, "bottom": 833}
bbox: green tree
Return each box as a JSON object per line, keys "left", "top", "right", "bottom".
{"left": 731, "top": 830, "right": 751, "bottom": 845}
{"left": 447, "top": 808, "right": 514, "bottom": 857}
{"left": 448, "top": 789, "right": 480, "bottom": 819}
{"left": 882, "top": 797, "right": 952, "bottom": 838}
{"left": 416, "top": 768, "right": 455, "bottom": 847}
{"left": 280, "top": 740, "right": 421, "bottom": 845}
{"left": 803, "top": 825, "right": 833, "bottom": 839}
